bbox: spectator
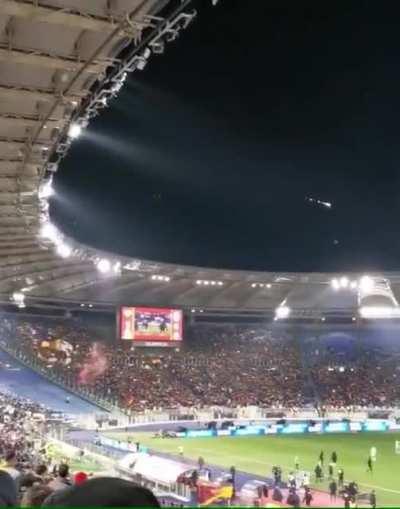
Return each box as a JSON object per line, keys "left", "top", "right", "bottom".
{"left": 0, "top": 471, "right": 17, "bottom": 506}
{"left": 303, "top": 488, "right": 313, "bottom": 507}
{"left": 272, "top": 486, "right": 283, "bottom": 502}
{"left": 35, "top": 464, "right": 49, "bottom": 483}
{"left": 2, "top": 451, "right": 20, "bottom": 482}
{"left": 48, "top": 464, "right": 71, "bottom": 492}
{"left": 286, "top": 488, "right": 301, "bottom": 507}
{"left": 21, "top": 483, "right": 52, "bottom": 507}
{"left": 42, "top": 477, "right": 160, "bottom": 507}
{"left": 73, "top": 472, "right": 88, "bottom": 486}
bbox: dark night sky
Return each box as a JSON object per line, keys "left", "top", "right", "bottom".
{"left": 51, "top": 0, "right": 400, "bottom": 272}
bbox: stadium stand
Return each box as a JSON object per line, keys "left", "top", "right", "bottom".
{"left": 0, "top": 316, "right": 307, "bottom": 411}
{"left": 0, "top": 389, "right": 161, "bottom": 506}
{"left": 1, "top": 315, "right": 400, "bottom": 413}
{"left": 1, "top": 314, "right": 399, "bottom": 507}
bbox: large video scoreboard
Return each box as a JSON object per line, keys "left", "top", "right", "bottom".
{"left": 118, "top": 306, "right": 183, "bottom": 347}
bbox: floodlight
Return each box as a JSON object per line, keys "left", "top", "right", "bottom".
{"left": 40, "top": 222, "right": 58, "bottom": 241}
{"left": 331, "top": 278, "right": 340, "bottom": 290}
{"left": 143, "top": 48, "right": 152, "bottom": 59}
{"left": 151, "top": 41, "right": 165, "bottom": 54}
{"left": 12, "top": 291, "right": 25, "bottom": 308}
{"left": 12, "top": 292, "right": 24, "bottom": 303}
{"left": 39, "top": 179, "right": 54, "bottom": 200}
{"left": 137, "top": 57, "right": 148, "bottom": 71}
{"left": 68, "top": 123, "right": 82, "bottom": 139}
{"left": 359, "top": 306, "right": 400, "bottom": 319}
{"left": 340, "top": 276, "right": 349, "bottom": 288}
{"left": 57, "top": 243, "right": 72, "bottom": 259}
{"left": 359, "top": 275, "right": 374, "bottom": 292}
{"left": 275, "top": 305, "right": 291, "bottom": 320}
{"left": 97, "top": 259, "right": 111, "bottom": 274}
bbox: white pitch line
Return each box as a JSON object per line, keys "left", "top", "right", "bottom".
{"left": 172, "top": 444, "right": 400, "bottom": 496}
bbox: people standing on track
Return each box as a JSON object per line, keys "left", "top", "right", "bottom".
{"left": 329, "top": 479, "right": 337, "bottom": 501}
{"left": 319, "top": 450, "right": 324, "bottom": 466}
{"left": 314, "top": 464, "right": 323, "bottom": 483}
{"left": 337, "top": 468, "right": 344, "bottom": 487}
{"left": 331, "top": 451, "right": 337, "bottom": 464}
{"left": 369, "top": 489, "right": 377, "bottom": 509}
{"left": 328, "top": 461, "right": 334, "bottom": 479}
{"left": 303, "top": 487, "right": 313, "bottom": 507}
{"left": 367, "top": 455, "right": 373, "bottom": 473}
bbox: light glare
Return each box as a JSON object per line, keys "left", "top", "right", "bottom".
{"left": 331, "top": 278, "right": 340, "bottom": 290}
{"left": 275, "top": 305, "right": 291, "bottom": 320}
{"left": 359, "top": 306, "right": 400, "bottom": 319}
{"left": 39, "top": 179, "right": 54, "bottom": 199}
{"left": 57, "top": 243, "right": 72, "bottom": 258}
{"left": 40, "top": 222, "right": 58, "bottom": 241}
{"left": 68, "top": 123, "right": 82, "bottom": 139}
{"left": 97, "top": 259, "right": 111, "bottom": 274}
{"left": 359, "top": 275, "right": 374, "bottom": 292}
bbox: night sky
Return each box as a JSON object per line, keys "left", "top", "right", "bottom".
{"left": 52, "top": 0, "right": 400, "bottom": 272}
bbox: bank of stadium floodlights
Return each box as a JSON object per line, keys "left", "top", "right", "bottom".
{"left": 36, "top": 0, "right": 197, "bottom": 281}
{"left": 272, "top": 275, "right": 400, "bottom": 321}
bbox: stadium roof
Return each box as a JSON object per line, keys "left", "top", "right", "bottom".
{"left": 1, "top": 0, "right": 400, "bottom": 315}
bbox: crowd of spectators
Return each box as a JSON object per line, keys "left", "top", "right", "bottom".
{"left": 304, "top": 334, "right": 400, "bottom": 408}
{"left": 0, "top": 390, "right": 60, "bottom": 505}
{"left": 0, "top": 317, "right": 306, "bottom": 412}
{"left": 311, "top": 361, "right": 400, "bottom": 408}
{"left": 1, "top": 315, "right": 400, "bottom": 412}
{"left": 0, "top": 390, "right": 160, "bottom": 507}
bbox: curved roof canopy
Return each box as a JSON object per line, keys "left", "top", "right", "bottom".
{"left": 1, "top": 1, "right": 400, "bottom": 315}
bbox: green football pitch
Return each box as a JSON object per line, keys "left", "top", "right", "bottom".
{"left": 104, "top": 431, "right": 400, "bottom": 506}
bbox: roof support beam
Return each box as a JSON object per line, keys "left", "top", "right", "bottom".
{"left": 0, "top": 139, "right": 50, "bottom": 149}
{"left": 0, "top": 85, "right": 84, "bottom": 104}
{"left": 1, "top": 0, "right": 124, "bottom": 33}
{"left": 0, "top": 161, "right": 40, "bottom": 177}
{"left": 0, "top": 114, "right": 63, "bottom": 130}
{"left": 0, "top": 47, "right": 109, "bottom": 75}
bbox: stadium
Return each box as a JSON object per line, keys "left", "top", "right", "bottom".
{"left": 0, "top": 0, "right": 399, "bottom": 507}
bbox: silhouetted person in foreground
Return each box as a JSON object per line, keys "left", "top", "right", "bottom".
{"left": 42, "top": 477, "right": 160, "bottom": 507}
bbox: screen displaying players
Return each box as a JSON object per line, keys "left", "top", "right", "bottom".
{"left": 119, "top": 306, "right": 183, "bottom": 345}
